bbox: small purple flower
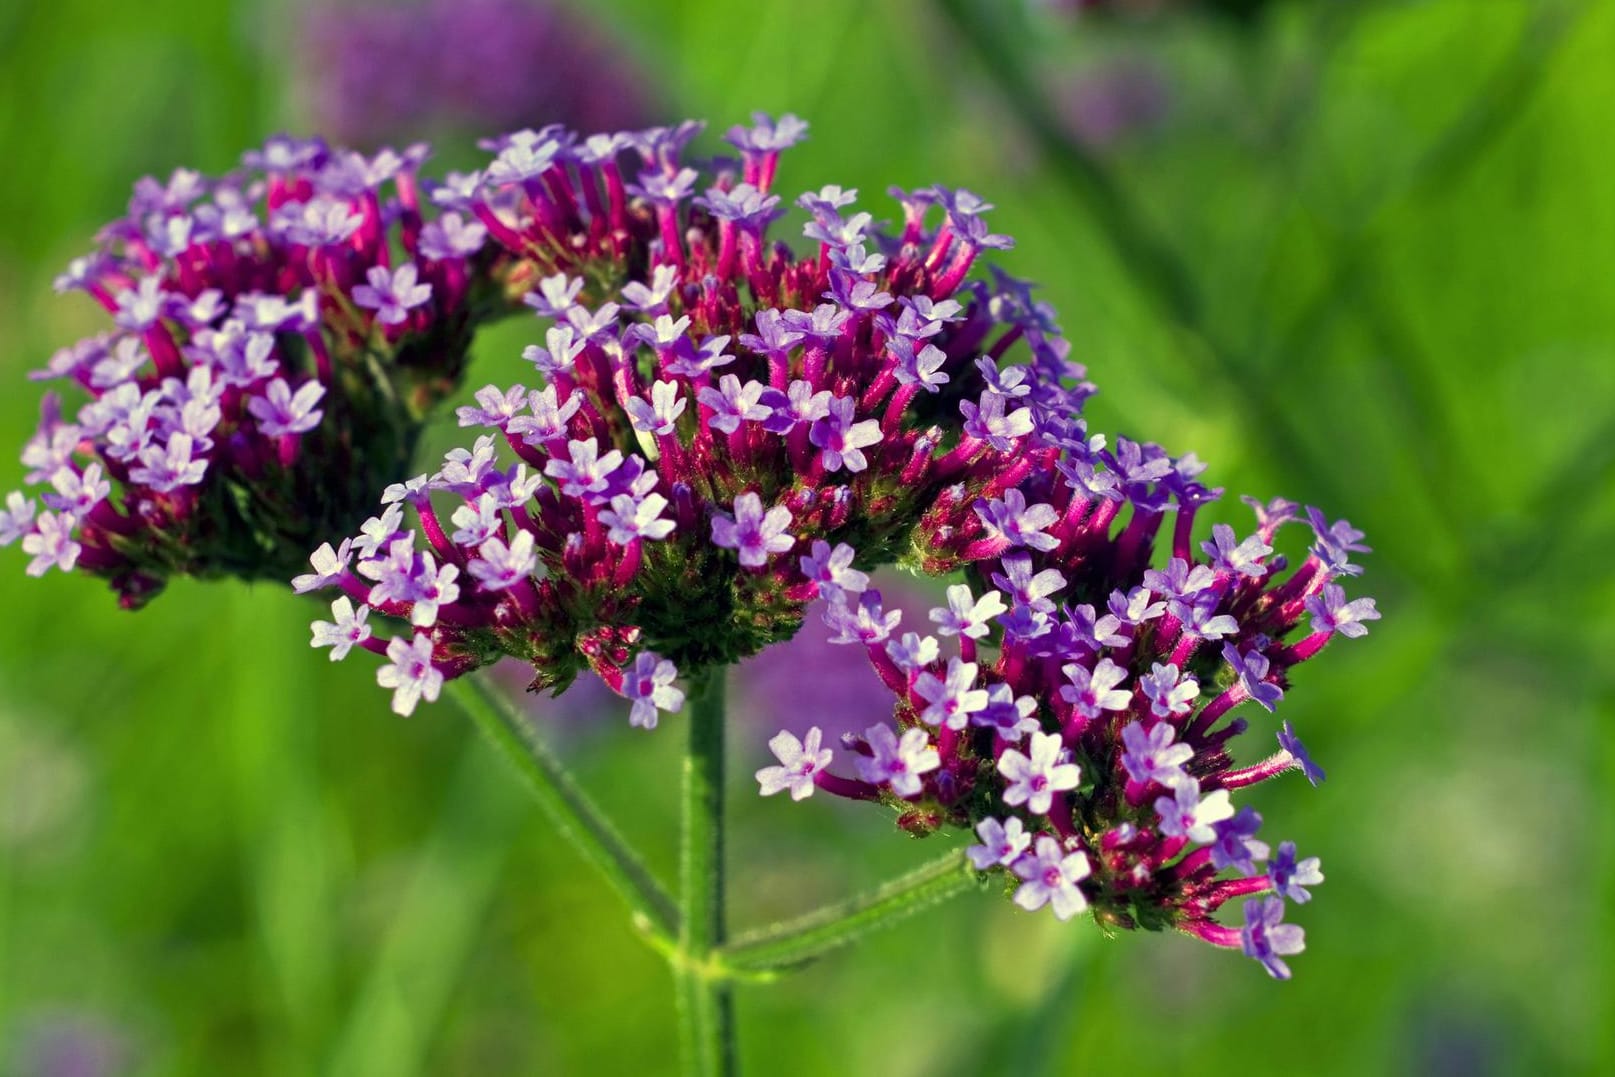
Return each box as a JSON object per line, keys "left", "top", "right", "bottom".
{"left": 929, "top": 583, "right": 1007, "bottom": 640}
{"left": 1222, "top": 643, "right": 1284, "bottom": 712}
{"left": 247, "top": 378, "right": 326, "bottom": 437}
{"left": 973, "top": 683, "right": 1040, "bottom": 739}
{"left": 292, "top": 539, "right": 354, "bottom": 593}
{"left": 21, "top": 511, "right": 81, "bottom": 576}
{"left": 755, "top": 726, "right": 832, "bottom": 800}
{"left": 1138, "top": 662, "right": 1199, "bottom": 719}
{"left": 997, "top": 730, "right": 1081, "bottom": 815}
{"left": 377, "top": 633, "right": 444, "bottom": 716}
{"left": 824, "top": 589, "right": 901, "bottom": 645}
{"left": 1155, "top": 779, "right": 1234, "bottom": 844}
{"left": 808, "top": 395, "right": 882, "bottom": 474}
{"left": 467, "top": 531, "right": 539, "bottom": 591}
{"left": 1278, "top": 720, "right": 1326, "bottom": 786}
{"left": 419, "top": 212, "right": 488, "bottom": 260}
{"left": 544, "top": 438, "right": 624, "bottom": 502}
{"left": 43, "top": 464, "right": 110, "bottom": 519}
{"left": 626, "top": 381, "right": 687, "bottom": 436}
{"left": 885, "top": 632, "right": 939, "bottom": 674}
{"left": 1305, "top": 583, "right": 1381, "bottom": 639}
{"left": 1118, "top": 720, "right": 1193, "bottom": 788}
{"left": 990, "top": 552, "right": 1065, "bottom": 611}
{"left": 710, "top": 492, "right": 793, "bottom": 568}
{"left": 1011, "top": 836, "right": 1091, "bottom": 920}
{"left": 799, "top": 540, "right": 868, "bottom": 594}
{"left": 960, "top": 392, "right": 1033, "bottom": 453}
{"left": 622, "top": 651, "right": 684, "bottom": 729}
{"left": 457, "top": 384, "right": 529, "bottom": 429}
{"left": 600, "top": 492, "right": 675, "bottom": 545}
{"left": 310, "top": 596, "right": 373, "bottom": 660}
{"left": 1268, "top": 841, "right": 1324, "bottom": 904}
{"left": 725, "top": 111, "right": 810, "bottom": 153}
{"left": 914, "top": 657, "right": 989, "bottom": 730}
{"left": 698, "top": 374, "right": 774, "bottom": 434}
{"left": 855, "top": 724, "right": 940, "bottom": 798}
{"left": 352, "top": 263, "right": 432, "bottom": 326}
{"left": 967, "top": 816, "right": 1032, "bottom": 870}
{"left": 1108, "top": 585, "right": 1165, "bottom": 627}
{"left": 975, "top": 488, "right": 1059, "bottom": 551}
{"left": 1201, "top": 523, "right": 1271, "bottom": 579}
{"left": 1060, "top": 657, "right": 1130, "bottom": 720}
{"left": 1209, "top": 805, "right": 1270, "bottom": 876}
{"left": 129, "top": 434, "right": 208, "bottom": 492}
{"left": 1241, "top": 896, "right": 1306, "bottom": 980}
{"left": 1305, "top": 507, "right": 1371, "bottom": 578}
{"left": 0, "top": 491, "right": 38, "bottom": 546}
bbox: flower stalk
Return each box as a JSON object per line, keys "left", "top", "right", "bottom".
{"left": 445, "top": 673, "right": 677, "bottom": 936}
{"left": 677, "top": 666, "right": 735, "bottom": 1077}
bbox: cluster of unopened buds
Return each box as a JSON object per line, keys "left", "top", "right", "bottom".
{"left": 5, "top": 112, "right": 1376, "bottom": 979}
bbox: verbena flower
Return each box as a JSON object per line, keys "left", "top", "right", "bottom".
{"left": 296, "top": 113, "right": 1098, "bottom": 723}
{"left": 300, "top": 0, "right": 655, "bottom": 148}
{"left": 756, "top": 369, "right": 1379, "bottom": 976}
{"left": 2, "top": 135, "right": 509, "bottom": 606}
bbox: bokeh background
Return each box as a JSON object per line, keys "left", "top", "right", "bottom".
{"left": 2, "top": 0, "right": 1612, "bottom": 1073}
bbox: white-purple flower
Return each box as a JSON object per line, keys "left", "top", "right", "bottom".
{"left": 1011, "top": 836, "right": 1091, "bottom": 920}
{"left": 755, "top": 727, "right": 832, "bottom": 801}
{"left": 622, "top": 652, "right": 684, "bottom": 729}
{"left": 808, "top": 395, "right": 881, "bottom": 473}
{"left": 292, "top": 539, "right": 353, "bottom": 594}
{"left": 0, "top": 492, "right": 38, "bottom": 547}
{"left": 1155, "top": 779, "right": 1235, "bottom": 844}
{"left": 1118, "top": 720, "right": 1194, "bottom": 788}
{"left": 467, "top": 531, "right": 539, "bottom": 591}
{"left": 799, "top": 540, "right": 869, "bottom": 595}
{"left": 975, "top": 488, "right": 1060, "bottom": 551}
{"left": 1060, "top": 657, "right": 1130, "bottom": 720}
{"left": 1268, "top": 841, "right": 1324, "bottom": 904}
{"left": 600, "top": 492, "right": 675, "bottom": 545}
{"left": 710, "top": 492, "right": 793, "bottom": 568}
{"left": 914, "top": 658, "right": 989, "bottom": 730}
{"left": 376, "top": 633, "right": 443, "bottom": 717}
{"left": 1241, "top": 896, "right": 1305, "bottom": 980}
{"left": 625, "top": 381, "right": 687, "bottom": 436}
{"left": 21, "top": 510, "right": 80, "bottom": 576}
{"left": 1305, "top": 584, "right": 1381, "bottom": 639}
{"left": 929, "top": 584, "right": 1007, "bottom": 640}
{"left": 247, "top": 378, "right": 325, "bottom": 437}
{"left": 352, "top": 263, "right": 432, "bottom": 326}
{"left": 310, "top": 597, "right": 372, "bottom": 661}
{"left": 1138, "top": 662, "right": 1199, "bottom": 719}
{"left": 996, "top": 731, "right": 1081, "bottom": 814}
{"left": 1208, "top": 806, "right": 1270, "bottom": 876}
{"left": 856, "top": 724, "right": 939, "bottom": 798}
{"left": 967, "top": 816, "right": 1032, "bottom": 870}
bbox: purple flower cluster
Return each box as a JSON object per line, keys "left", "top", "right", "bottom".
{"left": 296, "top": 114, "right": 1093, "bottom": 721}
{"left": 757, "top": 411, "right": 1377, "bottom": 976}
{"left": 300, "top": 0, "right": 655, "bottom": 148}
{"left": 2, "top": 134, "right": 507, "bottom": 605}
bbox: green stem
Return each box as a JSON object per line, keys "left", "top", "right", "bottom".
{"left": 677, "top": 666, "right": 734, "bottom": 1076}
{"left": 445, "top": 674, "right": 678, "bottom": 936}
{"left": 721, "top": 848, "right": 976, "bottom": 972}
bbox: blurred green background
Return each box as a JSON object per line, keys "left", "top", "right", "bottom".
{"left": 1, "top": 0, "right": 1612, "bottom": 1073}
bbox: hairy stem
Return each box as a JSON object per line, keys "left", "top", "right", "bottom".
{"left": 677, "top": 666, "right": 734, "bottom": 1076}
{"left": 721, "top": 848, "right": 977, "bottom": 972}
{"left": 446, "top": 673, "right": 678, "bottom": 936}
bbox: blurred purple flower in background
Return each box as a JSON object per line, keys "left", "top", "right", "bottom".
{"left": 301, "top": 0, "right": 658, "bottom": 147}
{"left": 7, "top": 1010, "right": 134, "bottom": 1077}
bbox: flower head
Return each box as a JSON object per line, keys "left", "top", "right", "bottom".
{"left": 4, "top": 134, "right": 495, "bottom": 606}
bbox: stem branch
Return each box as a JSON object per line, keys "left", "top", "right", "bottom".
{"left": 721, "top": 848, "right": 977, "bottom": 972}
{"left": 446, "top": 674, "right": 678, "bottom": 936}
